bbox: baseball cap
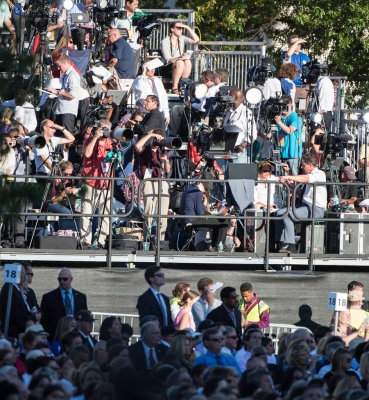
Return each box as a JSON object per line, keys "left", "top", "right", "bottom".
{"left": 348, "top": 290, "right": 365, "bottom": 301}
{"left": 184, "top": 328, "right": 201, "bottom": 338}
{"left": 25, "top": 324, "right": 49, "bottom": 336}
{"left": 75, "top": 310, "right": 96, "bottom": 321}
{"left": 343, "top": 166, "right": 356, "bottom": 180}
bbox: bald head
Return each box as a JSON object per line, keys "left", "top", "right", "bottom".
{"left": 230, "top": 88, "right": 244, "bottom": 108}
{"left": 108, "top": 28, "right": 121, "bottom": 43}
{"left": 58, "top": 268, "right": 73, "bottom": 291}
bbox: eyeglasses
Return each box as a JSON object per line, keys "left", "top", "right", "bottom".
{"left": 228, "top": 335, "right": 238, "bottom": 339}
{"left": 58, "top": 277, "right": 69, "bottom": 281}
{"left": 26, "top": 272, "right": 34, "bottom": 277}
{"left": 208, "top": 337, "right": 224, "bottom": 342}
{"left": 174, "top": 26, "right": 183, "bottom": 30}
{"left": 154, "top": 272, "right": 165, "bottom": 278}
{"left": 132, "top": 120, "right": 141, "bottom": 123}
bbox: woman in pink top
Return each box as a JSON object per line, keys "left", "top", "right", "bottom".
{"left": 174, "top": 290, "right": 200, "bottom": 330}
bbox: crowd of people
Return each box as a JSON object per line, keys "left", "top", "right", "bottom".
{"left": 0, "top": 0, "right": 365, "bottom": 254}
{"left": 1, "top": 264, "right": 369, "bottom": 400}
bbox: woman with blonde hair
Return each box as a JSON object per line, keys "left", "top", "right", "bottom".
{"left": 332, "top": 375, "right": 362, "bottom": 399}
{"left": 173, "top": 290, "right": 200, "bottom": 330}
{"left": 322, "top": 347, "right": 355, "bottom": 382}
{"left": 0, "top": 109, "right": 14, "bottom": 133}
{"left": 51, "top": 316, "right": 76, "bottom": 356}
{"left": 170, "top": 282, "right": 190, "bottom": 321}
{"left": 254, "top": 160, "right": 280, "bottom": 210}
{"left": 329, "top": 309, "right": 369, "bottom": 345}
{"left": 167, "top": 335, "right": 194, "bottom": 371}
{"left": 285, "top": 343, "right": 316, "bottom": 377}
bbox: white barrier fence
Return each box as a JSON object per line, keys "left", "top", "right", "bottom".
{"left": 91, "top": 312, "right": 310, "bottom": 351}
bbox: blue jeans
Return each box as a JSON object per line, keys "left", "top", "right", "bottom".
{"left": 48, "top": 203, "right": 72, "bottom": 214}
{"left": 274, "top": 202, "right": 325, "bottom": 244}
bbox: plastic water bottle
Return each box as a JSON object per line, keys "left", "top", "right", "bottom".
{"left": 75, "top": 196, "right": 81, "bottom": 213}
{"left": 217, "top": 241, "right": 224, "bottom": 252}
{"left": 333, "top": 195, "right": 339, "bottom": 206}
{"left": 92, "top": 230, "right": 99, "bottom": 249}
{"left": 44, "top": 223, "right": 52, "bottom": 236}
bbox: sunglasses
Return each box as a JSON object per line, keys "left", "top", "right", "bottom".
{"left": 174, "top": 26, "right": 183, "bottom": 30}
{"left": 208, "top": 337, "right": 224, "bottom": 342}
{"left": 261, "top": 169, "right": 271, "bottom": 172}
{"left": 58, "top": 277, "right": 69, "bottom": 281}
{"left": 154, "top": 273, "right": 165, "bottom": 278}
{"left": 27, "top": 272, "right": 34, "bottom": 277}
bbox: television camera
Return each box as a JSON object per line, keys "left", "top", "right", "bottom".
{"left": 301, "top": 59, "right": 329, "bottom": 86}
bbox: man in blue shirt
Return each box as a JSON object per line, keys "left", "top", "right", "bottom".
{"left": 107, "top": 28, "right": 135, "bottom": 79}
{"left": 282, "top": 35, "right": 310, "bottom": 101}
{"left": 193, "top": 327, "right": 242, "bottom": 376}
{"left": 275, "top": 95, "right": 302, "bottom": 175}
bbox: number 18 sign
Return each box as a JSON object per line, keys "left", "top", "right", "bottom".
{"left": 327, "top": 292, "right": 347, "bottom": 311}
{"left": 3, "top": 263, "right": 22, "bottom": 284}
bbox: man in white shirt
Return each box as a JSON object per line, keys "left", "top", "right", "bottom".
{"left": 223, "top": 88, "right": 257, "bottom": 163}
{"left": 275, "top": 153, "right": 327, "bottom": 253}
{"left": 133, "top": 60, "right": 170, "bottom": 125}
{"left": 2, "top": 90, "right": 37, "bottom": 132}
{"left": 315, "top": 75, "right": 335, "bottom": 130}
{"left": 34, "top": 119, "right": 74, "bottom": 175}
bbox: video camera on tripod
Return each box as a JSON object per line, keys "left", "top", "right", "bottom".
{"left": 204, "top": 86, "right": 235, "bottom": 127}
{"left": 132, "top": 11, "right": 160, "bottom": 42}
{"left": 247, "top": 57, "right": 275, "bottom": 86}
{"left": 314, "top": 131, "right": 354, "bottom": 158}
{"left": 301, "top": 59, "right": 329, "bottom": 85}
{"left": 27, "top": 0, "right": 58, "bottom": 32}
{"left": 260, "top": 94, "right": 289, "bottom": 121}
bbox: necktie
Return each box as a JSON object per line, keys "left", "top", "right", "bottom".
{"left": 149, "top": 348, "right": 156, "bottom": 368}
{"left": 157, "top": 293, "right": 167, "bottom": 326}
{"left": 230, "top": 311, "right": 236, "bottom": 326}
{"left": 215, "top": 355, "right": 224, "bottom": 366}
{"left": 64, "top": 291, "right": 72, "bottom": 315}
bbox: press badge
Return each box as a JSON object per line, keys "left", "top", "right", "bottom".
{"left": 101, "top": 162, "right": 110, "bottom": 173}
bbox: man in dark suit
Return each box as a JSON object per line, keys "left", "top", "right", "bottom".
{"left": 207, "top": 286, "right": 242, "bottom": 338}
{"left": 74, "top": 309, "right": 97, "bottom": 355}
{"left": 133, "top": 95, "right": 165, "bottom": 139}
{"left": 128, "top": 321, "right": 168, "bottom": 373}
{"left": 0, "top": 264, "right": 36, "bottom": 337}
{"left": 41, "top": 268, "right": 88, "bottom": 341}
{"left": 24, "top": 263, "right": 39, "bottom": 311}
{"left": 136, "top": 265, "right": 173, "bottom": 328}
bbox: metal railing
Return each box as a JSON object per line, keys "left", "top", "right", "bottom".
{"left": 90, "top": 311, "right": 308, "bottom": 352}
{"left": 193, "top": 42, "right": 265, "bottom": 92}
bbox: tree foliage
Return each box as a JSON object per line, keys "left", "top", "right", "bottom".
{"left": 175, "top": 0, "right": 369, "bottom": 107}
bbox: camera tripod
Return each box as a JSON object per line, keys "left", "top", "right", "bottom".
{"left": 27, "top": 30, "right": 52, "bottom": 93}
{"left": 29, "top": 153, "right": 81, "bottom": 248}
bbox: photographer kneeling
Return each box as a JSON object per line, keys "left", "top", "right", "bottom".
{"left": 135, "top": 128, "right": 170, "bottom": 242}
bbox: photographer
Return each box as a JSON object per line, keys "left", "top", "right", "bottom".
{"left": 223, "top": 88, "right": 257, "bottom": 163}
{"left": 34, "top": 119, "right": 74, "bottom": 176}
{"left": 328, "top": 165, "right": 359, "bottom": 207}
{"left": 107, "top": 28, "right": 135, "bottom": 79}
{"left": 46, "top": 54, "right": 80, "bottom": 132}
{"left": 133, "top": 60, "right": 170, "bottom": 126}
{"left": 135, "top": 128, "right": 170, "bottom": 242}
{"left": 80, "top": 119, "right": 113, "bottom": 247}
{"left": 48, "top": 160, "right": 78, "bottom": 214}
{"left": 0, "top": 134, "right": 15, "bottom": 175}
{"left": 8, "top": 126, "right": 34, "bottom": 181}
{"left": 133, "top": 95, "right": 165, "bottom": 139}
{"left": 274, "top": 94, "right": 302, "bottom": 175}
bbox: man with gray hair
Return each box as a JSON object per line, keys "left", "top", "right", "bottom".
{"left": 128, "top": 321, "right": 168, "bottom": 373}
{"left": 0, "top": 264, "right": 35, "bottom": 337}
{"left": 80, "top": 119, "right": 114, "bottom": 247}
